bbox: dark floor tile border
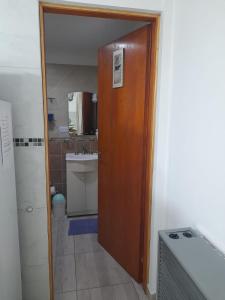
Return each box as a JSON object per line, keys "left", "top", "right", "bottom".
{"left": 13, "top": 138, "right": 44, "bottom": 147}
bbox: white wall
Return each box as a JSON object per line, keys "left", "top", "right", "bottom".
{"left": 1, "top": 0, "right": 223, "bottom": 298}
{"left": 0, "top": 0, "right": 174, "bottom": 298}
{"left": 147, "top": 0, "right": 225, "bottom": 294}
{"left": 0, "top": 1, "right": 50, "bottom": 300}
{"left": 166, "top": 0, "right": 225, "bottom": 254}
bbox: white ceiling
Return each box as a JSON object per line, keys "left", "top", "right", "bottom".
{"left": 44, "top": 14, "right": 149, "bottom": 66}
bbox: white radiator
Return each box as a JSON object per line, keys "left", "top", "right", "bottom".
{"left": 157, "top": 228, "right": 225, "bottom": 300}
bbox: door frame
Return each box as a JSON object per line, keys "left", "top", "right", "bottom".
{"left": 39, "top": 2, "right": 160, "bottom": 299}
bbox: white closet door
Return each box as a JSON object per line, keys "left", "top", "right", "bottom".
{"left": 0, "top": 100, "right": 22, "bottom": 300}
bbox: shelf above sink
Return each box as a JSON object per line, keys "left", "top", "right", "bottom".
{"left": 66, "top": 153, "right": 98, "bottom": 161}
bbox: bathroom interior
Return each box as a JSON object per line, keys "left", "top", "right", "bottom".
{"left": 44, "top": 12, "right": 150, "bottom": 299}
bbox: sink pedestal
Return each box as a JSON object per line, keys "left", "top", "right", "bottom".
{"left": 66, "top": 154, "right": 98, "bottom": 216}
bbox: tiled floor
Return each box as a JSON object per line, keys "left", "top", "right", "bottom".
{"left": 52, "top": 216, "right": 149, "bottom": 300}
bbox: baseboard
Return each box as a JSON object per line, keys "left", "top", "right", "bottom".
{"left": 150, "top": 294, "right": 156, "bottom": 300}
{"left": 146, "top": 287, "right": 156, "bottom": 300}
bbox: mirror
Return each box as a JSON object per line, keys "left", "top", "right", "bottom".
{"left": 68, "top": 92, "right": 98, "bottom": 136}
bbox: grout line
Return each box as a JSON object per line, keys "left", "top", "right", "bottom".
{"left": 0, "top": 64, "right": 41, "bottom": 70}
{"left": 130, "top": 279, "right": 142, "bottom": 300}
{"left": 76, "top": 281, "right": 133, "bottom": 292}
{"left": 74, "top": 236, "right": 78, "bottom": 300}
{"left": 54, "top": 221, "right": 139, "bottom": 298}
{"left": 74, "top": 248, "right": 104, "bottom": 256}
{"left": 56, "top": 281, "right": 140, "bottom": 300}
{"left": 54, "top": 254, "right": 76, "bottom": 259}
{"left": 55, "top": 291, "right": 77, "bottom": 296}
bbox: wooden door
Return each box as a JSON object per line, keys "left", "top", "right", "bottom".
{"left": 98, "top": 25, "right": 151, "bottom": 282}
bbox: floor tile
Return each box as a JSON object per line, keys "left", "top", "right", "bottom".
{"left": 18, "top": 207, "right": 48, "bottom": 266}
{"left": 76, "top": 251, "right": 130, "bottom": 290}
{"left": 75, "top": 234, "right": 103, "bottom": 254}
{"left": 52, "top": 217, "right": 58, "bottom": 262}
{"left": 55, "top": 291, "right": 77, "bottom": 300}
{"left": 131, "top": 278, "right": 149, "bottom": 300}
{"left": 74, "top": 216, "right": 98, "bottom": 220}
{"left": 56, "top": 220, "right": 75, "bottom": 256}
{"left": 77, "top": 283, "right": 139, "bottom": 300}
{"left": 53, "top": 216, "right": 140, "bottom": 300}
{"left": 55, "top": 255, "right": 76, "bottom": 293}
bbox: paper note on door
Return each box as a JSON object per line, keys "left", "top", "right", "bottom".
{"left": 0, "top": 113, "right": 12, "bottom": 168}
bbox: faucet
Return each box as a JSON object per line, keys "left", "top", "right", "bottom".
{"left": 82, "top": 145, "right": 89, "bottom": 154}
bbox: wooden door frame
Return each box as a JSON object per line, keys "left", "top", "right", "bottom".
{"left": 39, "top": 2, "right": 160, "bottom": 299}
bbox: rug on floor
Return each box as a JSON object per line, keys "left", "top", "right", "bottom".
{"left": 68, "top": 218, "right": 98, "bottom": 235}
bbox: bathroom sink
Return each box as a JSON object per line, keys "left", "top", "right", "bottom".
{"left": 66, "top": 153, "right": 98, "bottom": 216}
{"left": 66, "top": 153, "right": 98, "bottom": 174}
{"left": 66, "top": 153, "right": 98, "bottom": 161}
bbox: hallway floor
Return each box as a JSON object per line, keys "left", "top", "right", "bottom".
{"left": 52, "top": 216, "right": 148, "bottom": 300}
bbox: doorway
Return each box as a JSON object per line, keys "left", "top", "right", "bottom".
{"left": 39, "top": 3, "right": 159, "bottom": 300}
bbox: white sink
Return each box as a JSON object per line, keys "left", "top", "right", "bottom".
{"left": 66, "top": 153, "right": 98, "bottom": 161}
{"left": 66, "top": 152, "right": 98, "bottom": 216}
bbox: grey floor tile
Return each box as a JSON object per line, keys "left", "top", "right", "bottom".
{"left": 55, "top": 291, "right": 77, "bottom": 300}
{"left": 131, "top": 278, "right": 149, "bottom": 300}
{"left": 52, "top": 220, "right": 58, "bottom": 254}
{"left": 55, "top": 255, "right": 76, "bottom": 293}
{"left": 74, "top": 216, "right": 98, "bottom": 220}
{"left": 75, "top": 234, "right": 103, "bottom": 254}
{"left": 56, "top": 220, "right": 75, "bottom": 256}
{"left": 77, "top": 283, "right": 139, "bottom": 300}
{"left": 76, "top": 251, "right": 130, "bottom": 290}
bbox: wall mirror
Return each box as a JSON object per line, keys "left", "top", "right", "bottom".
{"left": 68, "top": 92, "right": 98, "bottom": 136}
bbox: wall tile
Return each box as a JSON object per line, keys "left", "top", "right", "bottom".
{"left": 18, "top": 207, "right": 49, "bottom": 267}
{"left": 0, "top": 67, "right": 44, "bottom": 136}
{"left": 51, "top": 170, "right": 62, "bottom": 184}
{"left": 61, "top": 140, "right": 71, "bottom": 154}
{"left": 61, "top": 156, "right": 66, "bottom": 170}
{"left": 65, "top": 140, "right": 76, "bottom": 152}
{"left": 22, "top": 277, "right": 50, "bottom": 300}
{"left": 14, "top": 147, "right": 47, "bottom": 210}
{"left": 61, "top": 171, "right": 67, "bottom": 184}
{"left": 48, "top": 137, "right": 97, "bottom": 195}
{"left": 0, "top": 1, "right": 48, "bottom": 300}
{"left": 62, "top": 184, "right": 67, "bottom": 196}
{"left": 50, "top": 155, "right": 62, "bottom": 170}
{"left": 49, "top": 141, "right": 62, "bottom": 155}
{"left": 22, "top": 263, "right": 49, "bottom": 285}
{"left": 22, "top": 263, "right": 50, "bottom": 300}
{"left": 55, "top": 183, "right": 64, "bottom": 194}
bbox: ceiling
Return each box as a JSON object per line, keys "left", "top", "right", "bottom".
{"left": 44, "top": 14, "right": 149, "bottom": 66}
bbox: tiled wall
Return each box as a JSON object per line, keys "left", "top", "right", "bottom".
{"left": 13, "top": 137, "right": 44, "bottom": 147}
{"left": 49, "top": 137, "right": 98, "bottom": 195}
{"left": 0, "top": 1, "right": 49, "bottom": 299}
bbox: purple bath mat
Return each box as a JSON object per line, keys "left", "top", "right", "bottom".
{"left": 68, "top": 218, "right": 98, "bottom": 236}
